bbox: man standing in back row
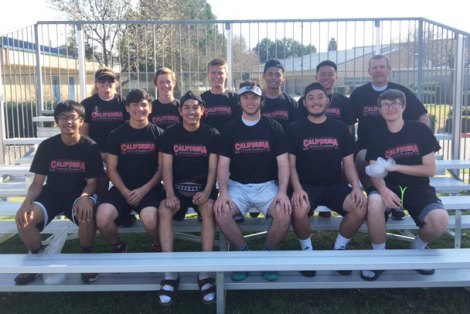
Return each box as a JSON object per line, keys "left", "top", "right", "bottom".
{"left": 201, "top": 57, "right": 240, "bottom": 132}
{"left": 350, "top": 54, "right": 429, "bottom": 192}
{"left": 261, "top": 58, "right": 301, "bottom": 130}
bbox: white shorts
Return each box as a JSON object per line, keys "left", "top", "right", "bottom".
{"left": 228, "top": 179, "right": 278, "bottom": 216}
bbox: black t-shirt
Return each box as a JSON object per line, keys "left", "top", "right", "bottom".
{"left": 299, "top": 92, "right": 355, "bottom": 127}
{"left": 104, "top": 123, "right": 164, "bottom": 189}
{"left": 160, "top": 123, "right": 220, "bottom": 185}
{"left": 349, "top": 82, "right": 428, "bottom": 150}
{"left": 261, "top": 92, "right": 301, "bottom": 130}
{"left": 287, "top": 117, "right": 355, "bottom": 186}
{"left": 200, "top": 90, "right": 240, "bottom": 132}
{"left": 30, "top": 134, "right": 104, "bottom": 203}
{"left": 82, "top": 94, "right": 128, "bottom": 150}
{"left": 148, "top": 99, "right": 180, "bottom": 130}
{"left": 219, "top": 117, "right": 287, "bottom": 184}
{"left": 366, "top": 121, "right": 440, "bottom": 189}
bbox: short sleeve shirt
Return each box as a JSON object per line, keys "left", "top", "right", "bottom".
{"left": 82, "top": 94, "right": 128, "bottom": 150}
{"left": 104, "top": 123, "right": 164, "bottom": 189}
{"left": 349, "top": 82, "right": 428, "bottom": 150}
{"left": 148, "top": 99, "right": 180, "bottom": 130}
{"left": 219, "top": 117, "right": 287, "bottom": 184}
{"left": 160, "top": 123, "right": 220, "bottom": 185}
{"left": 287, "top": 117, "right": 355, "bottom": 185}
{"left": 262, "top": 92, "right": 301, "bottom": 130}
{"left": 298, "top": 92, "right": 355, "bottom": 127}
{"left": 201, "top": 90, "right": 240, "bottom": 132}
{"left": 30, "top": 135, "right": 104, "bottom": 203}
{"left": 366, "top": 121, "right": 440, "bottom": 189}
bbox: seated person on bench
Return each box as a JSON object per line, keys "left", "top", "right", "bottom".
{"left": 158, "top": 91, "right": 219, "bottom": 306}
{"left": 214, "top": 80, "right": 291, "bottom": 283}
{"left": 96, "top": 89, "right": 164, "bottom": 254}
{"left": 287, "top": 83, "right": 367, "bottom": 277}
{"left": 361, "top": 89, "right": 448, "bottom": 281}
{"left": 15, "top": 100, "right": 104, "bottom": 285}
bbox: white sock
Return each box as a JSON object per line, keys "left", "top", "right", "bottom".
{"left": 412, "top": 235, "right": 428, "bottom": 250}
{"left": 298, "top": 237, "right": 313, "bottom": 250}
{"left": 198, "top": 272, "right": 215, "bottom": 302}
{"left": 334, "top": 234, "right": 351, "bottom": 250}
{"left": 372, "top": 242, "right": 386, "bottom": 250}
{"left": 159, "top": 272, "right": 178, "bottom": 304}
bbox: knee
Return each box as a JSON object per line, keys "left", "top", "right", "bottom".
{"left": 140, "top": 207, "right": 158, "bottom": 228}
{"left": 95, "top": 204, "right": 116, "bottom": 228}
{"left": 425, "top": 209, "right": 449, "bottom": 233}
{"left": 270, "top": 207, "right": 291, "bottom": 225}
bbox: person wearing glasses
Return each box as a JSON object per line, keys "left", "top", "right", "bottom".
{"left": 361, "top": 89, "right": 447, "bottom": 281}
{"left": 80, "top": 68, "right": 129, "bottom": 202}
{"left": 14, "top": 100, "right": 104, "bottom": 285}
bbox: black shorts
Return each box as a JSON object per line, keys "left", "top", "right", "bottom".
{"left": 101, "top": 185, "right": 164, "bottom": 225}
{"left": 368, "top": 184, "right": 443, "bottom": 227}
{"left": 301, "top": 183, "right": 351, "bottom": 216}
{"left": 34, "top": 191, "right": 97, "bottom": 231}
{"left": 172, "top": 187, "right": 218, "bottom": 221}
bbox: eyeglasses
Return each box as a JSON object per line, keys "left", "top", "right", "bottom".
{"left": 57, "top": 115, "right": 81, "bottom": 122}
{"left": 379, "top": 102, "right": 402, "bottom": 110}
{"left": 97, "top": 79, "right": 115, "bottom": 84}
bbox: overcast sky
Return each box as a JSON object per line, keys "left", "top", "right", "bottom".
{"left": 1, "top": 0, "right": 468, "bottom": 35}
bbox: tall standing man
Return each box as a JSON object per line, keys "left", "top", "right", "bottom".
{"left": 15, "top": 100, "right": 104, "bottom": 285}
{"left": 350, "top": 55, "right": 429, "bottom": 187}
{"left": 214, "top": 80, "right": 291, "bottom": 282}
{"left": 298, "top": 60, "right": 355, "bottom": 136}
{"left": 201, "top": 57, "right": 240, "bottom": 132}
{"left": 287, "top": 83, "right": 367, "bottom": 277}
{"left": 261, "top": 58, "right": 300, "bottom": 130}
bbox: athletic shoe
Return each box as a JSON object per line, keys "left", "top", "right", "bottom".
{"left": 81, "top": 273, "right": 99, "bottom": 284}
{"left": 390, "top": 208, "right": 406, "bottom": 220}
{"left": 319, "top": 211, "right": 332, "bottom": 218}
{"left": 416, "top": 269, "right": 435, "bottom": 275}
{"left": 300, "top": 270, "right": 316, "bottom": 277}
{"left": 14, "top": 273, "right": 40, "bottom": 285}
{"left": 360, "top": 270, "right": 384, "bottom": 281}
{"left": 231, "top": 271, "right": 249, "bottom": 281}
{"left": 263, "top": 271, "right": 279, "bottom": 281}
{"left": 112, "top": 241, "right": 127, "bottom": 253}
{"left": 334, "top": 246, "right": 352, "bottom": 275}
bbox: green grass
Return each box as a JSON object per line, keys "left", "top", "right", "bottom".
{"left": 1, "top": 228, "right": 470, "bottom": 314}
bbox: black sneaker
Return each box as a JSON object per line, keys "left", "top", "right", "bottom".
{"left": 81, "top": 273, "right": 99, "bottom": 284}
{"left": 334, "top": 246, "right": 352, "bottom": 275}
{"left": 391, "top": 208, "right": 406, "bottom": 220}
{"left": 112, "top": 241, "right": 127, "bottom": 253}
{"left": 14, "top": 273, "right": 40, "bottom": 285}
{"left": 300, "top": 270, "right": 316, "bottom": 277}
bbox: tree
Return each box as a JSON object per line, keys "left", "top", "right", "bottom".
{"left": 47, "top": 0, "right": 135, "bottom": 67}
{"left": 328, "top": 37, "right": 338, "bottom": 52}
{"left": 253, "top": 37, "right": 316, "bottom": 63}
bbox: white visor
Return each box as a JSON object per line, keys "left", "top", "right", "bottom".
{"left": 238, "top": 85, "right": 262, "bottom": 96}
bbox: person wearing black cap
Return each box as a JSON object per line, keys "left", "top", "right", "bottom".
{"left": 215, "top": 80, "right": 291, "bottom": 283}
{"left": 261, "top": 58, "right": 301, "bottom": 130}
{"left": 200, "top": 58, "right": 240, "bottom": 132}
{"left": 158, "top": 91, "right": 219, "bottom": 305}
{"left": 80, "top": 67, "right": 129, "bottom": 212}
{"left": 96, "top": 89, "right": 164, "bottom": 255}
{"left": 286, "top": 82, "right": 367, "bottom": 277}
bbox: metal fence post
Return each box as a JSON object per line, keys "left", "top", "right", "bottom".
{"left": 225, "top": 22, "right": 233, "bottom": 91}
{"left": 451, "top": 33, "right": 464, "bottom": 160}
{"left": 76, "top": 24, "right": 88, "bottom": 101}
{"left": 0, "top": 56, "right": 5, "bottom": 164}
{"left": 374, "top": 20, "right": 381, "bottom": 55}
{"left": 34, "top": 24, "right": 44, "bottom": 116}
{"left": 417, "top": 19, "right": 424, "bottom": 101}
